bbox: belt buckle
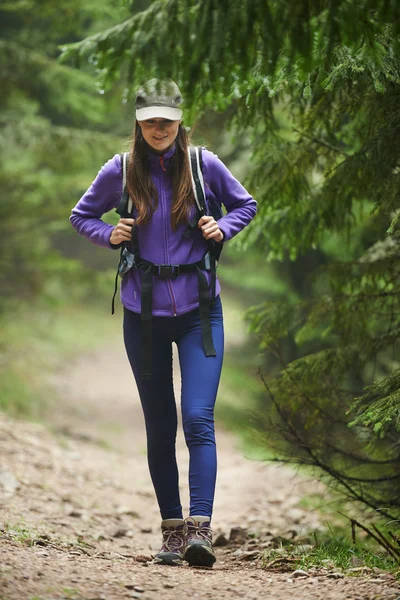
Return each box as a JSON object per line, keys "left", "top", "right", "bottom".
{"left": 157, "top": 265, "right": 180, "bottom": 278}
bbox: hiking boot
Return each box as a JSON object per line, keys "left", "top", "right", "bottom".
{"left": 154, "top": 518, "right": 185, "bottom": 566}
{"left": 183, "top": 516, "right": 216, "bottom": 567}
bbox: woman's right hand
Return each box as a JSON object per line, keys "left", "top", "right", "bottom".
{"left": 110, "top": 218, "right": 135, "bottom": 245}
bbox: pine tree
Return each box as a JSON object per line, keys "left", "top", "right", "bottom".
{"left": 0, "top": 0, "right": 130, "bottom": 308}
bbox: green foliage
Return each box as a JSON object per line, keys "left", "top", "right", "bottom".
{"left": 350, "top": 370, "right": 400, "bottom": 437}
{"left": 61, "top": 1, "right": 400, "bottom": 109}
{"left": 0, "top": 0, "right": 131, "bottom": 311}
{"left": 262, "top": 532, "right": 399, "bottom": 574}
{"left": 61, "top": 1, "right": 400, "bottom": 256}
{"left": 247, "top": 235, "right": 400, "bottom": 518}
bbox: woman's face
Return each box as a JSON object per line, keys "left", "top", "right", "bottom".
{"left": 138, "top": 118, "right": 180, "bottom": 153}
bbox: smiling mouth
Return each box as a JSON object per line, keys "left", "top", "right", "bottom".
{"left": 153, "top": 136, "right": 168, "bottom": 141}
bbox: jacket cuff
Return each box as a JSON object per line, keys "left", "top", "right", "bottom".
{"left": 107, "top": 226, "right": 122, "bottom": 249}
{"left": 109, "top": 240, "right": 122, "bottom": 250}
{"left": 217, "top": 221, "right": 231, "bottom": 242}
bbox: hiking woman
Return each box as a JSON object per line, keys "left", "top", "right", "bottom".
{"left": 70, "top": 79, "right": 257, "bottom": 567}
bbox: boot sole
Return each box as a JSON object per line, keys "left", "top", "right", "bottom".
{"left": 183, "top": 543, "right": 216, "bottom": 567}
{"left": 153, "top": 552, "right": 183, "bottom": 566}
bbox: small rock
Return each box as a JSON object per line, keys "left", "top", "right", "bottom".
{"left": 140, "top": 527, "right": 152, "bottom": 534}
{"left": 133, "top": 587, "right": 144, "bottom": 593}
{"left": 327, "top": 572, "right": 344, "bottom": 579}
{"left": 68, "top": 509, "right": 84, "bottom": 518}
{"left": 240, "top": 550, "right": 260, "bottom": 560}
{"left": 116, "top": 506, "right": 140, "bottom": 518}
{"left": 0, "top": 471, "right": 20, "bottom": 494}
{"left": 351, "top": 556, "right": 364, "bottom": 566}
{"left": 283, "top": 529, "right": 298, "bottom": 539}
{"left": 164, "top": 583, "right": 175, "bottom": 589}
{"left": 293, "top": 569, "right": 309, "bottom": 578}
{"left": 259, "top": 532, "right": 274, "bottom": 542}
{"left": 229, "top": 527, "right": 248, "bottom": 544}
{"left": 112, "top": 528, "right": 129, "bottom": 538}
{"left": 347, "top": 567, "right": 364, "bottom": 573}
{"left": 269, "top": 496, "right": 285, "bottom": 505}
{"left": 128, "top": 593, "right": 142, "bottom": 599}
{"left": 286, "top": 508, "right": 305, "bottom": 524}
{"left": 372, "top": 566, "right": 386, "bottom": 574}
{"left": 347, "top": 566, "right": 371, "bottom": 574}
{"left": 214, "top": 533, "right": 228, "bottom": 547}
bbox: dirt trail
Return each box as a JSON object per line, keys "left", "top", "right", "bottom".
{"left": 1, "top": 321, "right": 399, "bottom": 600}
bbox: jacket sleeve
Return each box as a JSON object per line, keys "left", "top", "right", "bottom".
{"left": 202, "top": 149, "right": 257, "bottom": 242}
{"left": 69, "top": 154, "right": 122, "bottom": 249}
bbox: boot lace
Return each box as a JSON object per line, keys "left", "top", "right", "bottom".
{"left": 162, "top": 528, "right": 185, "bottom": 553}
{"left": 185, "top": 520, "right": 217, "bottom": 542}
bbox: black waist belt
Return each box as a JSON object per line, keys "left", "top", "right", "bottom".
{"left": 134, "top": 253, "right": 217, "bottom": 379}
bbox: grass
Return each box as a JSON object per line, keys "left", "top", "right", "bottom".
{"left": 61, "top": 588, "right": 80, "bottom": 599}
{"left": 3, "top": 522, "right": 37, "bottom": 546}
{"left": 260, "top": 489, "right": 400, "bottom": 576}
{"left": 261, "top": 532, "right": 400, "bottom": 577}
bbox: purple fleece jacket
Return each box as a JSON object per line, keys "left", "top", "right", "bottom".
{"left": 70, "top": 145, "right": 257, "bottom": 316}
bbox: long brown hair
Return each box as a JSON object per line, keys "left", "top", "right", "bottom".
{"left": 126, "top": 122, "right": 195, "bottom": 230}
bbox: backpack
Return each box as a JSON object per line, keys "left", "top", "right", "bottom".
{"left": 111, "top": 146, "right": 223, "bottom": 379}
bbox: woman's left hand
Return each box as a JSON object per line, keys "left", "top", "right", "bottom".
{"left": 198, "top": 215, "right": 224, "bottom": 243}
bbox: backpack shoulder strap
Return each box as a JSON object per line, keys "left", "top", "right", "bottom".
{"left": 116, "top": 152, "right": 133, "bottom": 217}
{"left": 188, "top": 146, "right": 206, "bottom": 215}
{"left": 122, "top": 152, "right": 127, "bottom": 191}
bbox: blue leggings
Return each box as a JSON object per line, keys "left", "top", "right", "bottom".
{"left": 123, "top": 296, "right": 224, "bottom": 520}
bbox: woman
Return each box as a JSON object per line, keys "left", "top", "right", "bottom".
{"left": 70, "top": 79, "right": 257, "bottom": 567}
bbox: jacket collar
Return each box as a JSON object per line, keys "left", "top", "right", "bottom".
{"left": 147, "top": 143, "right": 176, "bottom": 169}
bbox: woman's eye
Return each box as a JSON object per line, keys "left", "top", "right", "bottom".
{"left": 144, "top": 119, "right": 173, "bottom": 125}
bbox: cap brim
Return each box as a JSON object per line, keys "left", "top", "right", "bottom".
{"left": 136, "top": 106, "right": 183, "bottom": 121}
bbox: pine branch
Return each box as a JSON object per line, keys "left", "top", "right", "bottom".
{"left": 293, "top": 127, "right": 350, "bottom": 156}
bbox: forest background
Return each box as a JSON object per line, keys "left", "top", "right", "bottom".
{"left": 1, "top": 0, "right": 399, "bottom": 559}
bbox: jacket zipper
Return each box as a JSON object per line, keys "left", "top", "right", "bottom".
{"left": 159, "top": 156, "right": 177, "bottom": 316}
{"left": 168, "top": 280, "right": 177, "bottom": 316}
